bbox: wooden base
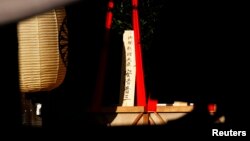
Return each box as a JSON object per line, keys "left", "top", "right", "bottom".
{"left": 94, "top": 106, "right": 194, "bottom": 126}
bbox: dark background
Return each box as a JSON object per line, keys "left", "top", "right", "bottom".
{"left": 0, "top": 0, "right": 247, "bottom": 137}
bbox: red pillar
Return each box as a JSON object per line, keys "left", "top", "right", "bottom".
{"left": 91, "top": 0, "right": 114, "bottom": 112}
{"left": 131, "top": 0, "right": 146, "bottom": 106}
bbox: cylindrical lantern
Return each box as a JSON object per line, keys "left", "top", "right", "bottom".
{"left": 17, "top": 7, "right": 67, "bottom": 93}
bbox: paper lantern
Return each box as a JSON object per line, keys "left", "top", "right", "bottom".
{"left": 17, "top": 7, "right": 68, "bottom": 93}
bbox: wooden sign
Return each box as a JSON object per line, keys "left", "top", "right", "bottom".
{"left": 119, "top": 30, "right": 136, "bottom": 106}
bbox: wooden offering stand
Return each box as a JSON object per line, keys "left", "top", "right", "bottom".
{"left": 94, "top": 104, "right": 194, "bottom": 126}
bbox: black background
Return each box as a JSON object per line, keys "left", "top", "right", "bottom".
{"left": 0, "top": 0, "right": 247, "bottom": 137}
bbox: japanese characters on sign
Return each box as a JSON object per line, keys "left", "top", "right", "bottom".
{"left": 120, "top": 30, "right": 136, "bottom": 106}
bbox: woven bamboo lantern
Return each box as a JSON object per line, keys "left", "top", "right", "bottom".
{"left": 17, "top": 7, "right": 68, "bottom": 93}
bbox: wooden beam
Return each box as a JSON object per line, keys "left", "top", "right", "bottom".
{"left": 157, "top": 106, "right": 194, "bottom": 112}
{"left": 100, "top": 106, "right": 194, "bottom": 113}
{"left": 101, "top": 106, "right": 145, "bottom": 113}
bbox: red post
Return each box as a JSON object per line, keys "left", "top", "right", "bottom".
{"left": 131, "top": 0, "right": 146, "bottom": 106}
{"left": 90, "top": 0, "right": 114, "bottom": 112}
{"left": 147, "top": 96, "right": 158, "bottom": 112}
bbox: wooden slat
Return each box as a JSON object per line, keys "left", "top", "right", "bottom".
{"left": 100, "top": 106, "right": 194, "bottom": 113}
{"left": 142, "top": 113, "right": 149, "bottom": 125}
{"left": 132, "top": 113, "right": 144, "bottom": 125}
{"left": 156, "top": 106, "right": 194, "bottom": 112}
{"left": 101, "top": 106, "right": 145, "bottom": 113}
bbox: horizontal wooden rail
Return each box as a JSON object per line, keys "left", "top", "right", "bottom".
{"left": 99, "top": 106, "right": 194, "bottom": 113}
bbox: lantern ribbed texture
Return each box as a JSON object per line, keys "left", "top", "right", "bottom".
{"left": 18, "top": 8, "right": 67, "bottom": 93}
